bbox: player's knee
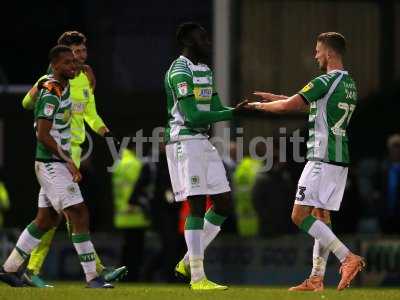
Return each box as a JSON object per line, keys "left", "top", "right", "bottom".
{"left": 189, "top": 206, "right": 206, "bottom": 218}
{"left": 64, "top": 203, "right": 89, "bottom": 227}
{"left": 211, "top": 193, "right": 232, "bottom": 216}
{"left": 187, "top": 195, "right": 206, "bottom": 217}
{"left": 34, "top": 218, "right": 54, "bottom": 232}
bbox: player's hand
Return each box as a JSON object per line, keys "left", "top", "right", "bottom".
{"left": 233, "top": 100, "right": 251, "bottom": 113}
{"left": 246, "top": 101, "right": 266, "bottom": 110}
{"left": 37, "top": 78, "right": 49, "bottom": 90}
{"left": 104, "top": 131, "right": 121, "bottom": 146}
{"left": 38, "top": 79, "right": 63, "bottom": 97}
{"left": 66, "top": 161, "right": 82, "bottom": 182}
{"left": 253, "top": 91, "right": 283, "bottom": 102}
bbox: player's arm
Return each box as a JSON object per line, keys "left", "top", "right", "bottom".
{"left": 83, "top": 64, "right": 96, "bottom": 91}
{"left": 248, "top": 77, "right": 330, "bottom": 113}
{"left": 210, "top": 75, "right": 233, "bottom": 111}
{"left": 36, "top": 118, "right": 69, "bottom": 160}
{"left": 248, "top": 94, "right": 308, "bottom": 113}
{"left": 180, "top": 96, "right": 233, "bottom": 126}
{"left": 83, "top": 91, "right": 121, "bottom": 144}
{"left": 253, "top": 91, "right": 289, "bottom": 101}
{"left": 22, "top": 86, "right": 39, "bottom": 110}
{"left": 210, "top": 93, "right": 234, "bottom": 112}
{"left": 170, "top": 73, "right": 234, "bottom": 126}
{"left": 22, "top": 76, "right": 50, "bottom": 110}
{"left": 36, "top": 94, "right": 81, "bottom": 181}
{"left": 37, "top": 118, "right": 82, "bottom": 182}
{"left": 83, "top": 92, "right": 108, "bottom": 135}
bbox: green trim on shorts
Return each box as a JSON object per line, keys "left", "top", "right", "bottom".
{"left": 27, "top": 222, "right": 46, "bottom": 239}
{"left": 71, "top": 233, "right": 91, "bottom": 243}
{"left": 79, "top": 252, "right": 96, "bottom": 262}
{"left": 205, "top": 208, "right": 226, "bottom": 226}
{"left": 185, "top": 216, "right": 204, "bottom": 230}
{"left": 299, "top": 215, "right": 317, "bottom": 233}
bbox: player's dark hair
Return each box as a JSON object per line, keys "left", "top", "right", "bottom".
{"left": 57, "top": 31, "right": 87, "bottom": 46}
{"left": 176, "top": 22, "right": 203, "bottom": 47}
{"left": 317, "top": 32, "right": 346, "bottom": 56}
{"left": 48, "top": 45, "right": 72, "bottom": 63}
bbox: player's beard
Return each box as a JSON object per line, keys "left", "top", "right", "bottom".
{"left": 319, "top": 59, "right": 327, "bottom": 72}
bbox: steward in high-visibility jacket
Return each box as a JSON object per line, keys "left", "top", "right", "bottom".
{"left": 112, "top": 149, "right": 150, "bottom": 229}
{"left": 233, "top": 157, "right": 261, "bottom": 236}
{"left": 0, "top": 181, "right": 10, "bottom": 228}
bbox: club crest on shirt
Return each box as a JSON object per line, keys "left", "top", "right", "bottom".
{"left": 177, "top": 82, "right": 188, "bottom": 96}
{"left": 44, "top": 103, "right": 55, "bottom": 116}
{"left": 301, "top": 82, "right": 314, "bottom": 93}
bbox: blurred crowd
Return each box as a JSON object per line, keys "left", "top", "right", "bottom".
{"left": 0, "top": 133, "right": 399, "bottom": 282}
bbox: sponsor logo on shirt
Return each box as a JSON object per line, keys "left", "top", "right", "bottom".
{"left": 177, "top": 82, "right": 188, "bottom": 96}
{"left": 194, "top": 87, "right": 213, "bottom": 100}
{"left": 300, "top": 82, "right": 314, "bottom": 93}
{"left": 44, "top": 103, "right": 55, "bottom": 117}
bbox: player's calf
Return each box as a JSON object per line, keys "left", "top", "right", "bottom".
{"left": 63, "top": 202, "right": 112, "bottom": 287}
{"left": 2, "top": 222, "right": 49, "bottom": 276}
{"left": 291, "top": 204, "right": 313, "bottom": 226}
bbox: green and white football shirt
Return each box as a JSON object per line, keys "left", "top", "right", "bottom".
{"left": 164, "top": 55, "right": 214, "bottom": 143}
{"left": 299, "top": 70, "right": 357, "bottom": 165}
{"left": 34, "top": 79, "right": 72, "bottom": 161}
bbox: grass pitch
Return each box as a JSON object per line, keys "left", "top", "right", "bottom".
{"left": 0, "top": 283, "right": 399, "bottom": 300}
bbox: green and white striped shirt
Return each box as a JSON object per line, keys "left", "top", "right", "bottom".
{"left": 164, "top": 55, "right": 215, "bottom": 143}
{"left": 34, "top": 79, "right": 72, "bottom": 161}
{"left": 299, "top": 70, "right": 357, "bottom": 165}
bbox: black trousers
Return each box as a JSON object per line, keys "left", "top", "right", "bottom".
{"left": 120, "top": 228, "right": 146, "bottom": 282}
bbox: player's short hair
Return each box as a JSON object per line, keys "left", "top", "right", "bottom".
{"left": 317, "top": 32, "right": 346, "bottom": 56}
{"left": 49, "top": 45, "right": 72, "bottom": 63}
{"left": 176, "top": 22, "right": 203, "bottom": 47}
{"left": 57, "top": 31, "right": 87, "bottom": 46}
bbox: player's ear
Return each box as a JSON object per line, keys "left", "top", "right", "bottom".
{"left": 326, "top": 48, "right": 334, "bottom": 60}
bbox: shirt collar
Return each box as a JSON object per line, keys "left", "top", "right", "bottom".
{"left": 328, "top": 69, "right": 348, "bottom": 75}
{"left": 179, "top": 55, "right": 194, "bottom": 66}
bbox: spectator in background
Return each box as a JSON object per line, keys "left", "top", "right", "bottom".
{"left": 252, "top": 143, "right": 296, "bottom": 237}
{"left": 0, "top": 168, "right": 10, "bottom": 228}
{"left": 112, "top": 146, "right": 150, "bottom": 281}
{"left": 357, "top": 134, "right": 400, "bottom": 234}
{"left": 134, "top": 142, "right": 185, "bottom": 282}
{"left": 383, "top": 134, "right": 400, "bottom": 233}
{"left": 233, "top": 144, "right": 263, "bottom": 236}
{"left": 220, "top": 141, "right": 238, "bottom": 234}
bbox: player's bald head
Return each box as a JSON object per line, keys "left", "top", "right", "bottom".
{"left": 176, "top": 22, "right": 205, "bottom": 47}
